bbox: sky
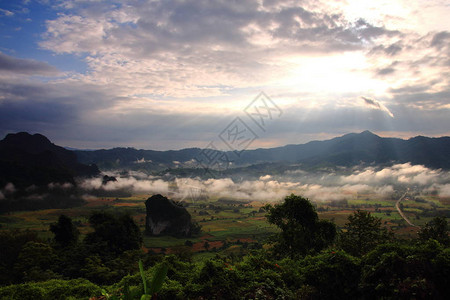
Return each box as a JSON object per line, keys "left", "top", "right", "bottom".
{"left": 0, "top": 0, "right": 449, "bottom": 150}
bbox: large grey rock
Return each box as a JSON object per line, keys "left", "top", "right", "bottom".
{"left": 145, "top": 194, "right": 192, "bottom": 236}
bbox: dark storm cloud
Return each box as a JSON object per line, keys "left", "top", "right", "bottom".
{"left": 0, "top": 52, "right": 59, "bottom": 75}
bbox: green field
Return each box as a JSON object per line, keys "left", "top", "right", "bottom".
{"left": 1, "top": 191, "right": 449, "bottom": 260}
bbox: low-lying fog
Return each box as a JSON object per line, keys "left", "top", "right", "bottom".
{"left": 77, "top": 163, "right": 450, "bottom": 203}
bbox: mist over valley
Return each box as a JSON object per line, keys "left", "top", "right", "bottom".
{"left": 1, "top": 0, "right": 449, "bottom": 297}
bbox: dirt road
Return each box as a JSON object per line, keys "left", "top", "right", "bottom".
{"left": 395, "top": 191, "right": 419, "bottom": 228}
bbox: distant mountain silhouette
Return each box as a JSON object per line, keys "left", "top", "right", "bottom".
{"left": 0, "top": 132, "right": 99, "bottom": 188}
{"left": 75, "top": 131, "right": 450, "bottom": 170}
{"left": 236, "top": 130, "right": 450, "bottom": 169}
{"left": 75, "top": 147, "right": 203, "bottom": 171}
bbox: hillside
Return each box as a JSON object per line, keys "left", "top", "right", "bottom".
{"left": 74, "top": 131, "right": 450, "bottom": 170}
{"left": 0, "top": 132, "right": 99, "bottom": 188}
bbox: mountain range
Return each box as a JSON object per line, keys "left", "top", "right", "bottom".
{"left": 1, "top": 130, "right": 449, "bottom": 190}
{"left": 74, "top": 131, "right": 450, "bottom": 171}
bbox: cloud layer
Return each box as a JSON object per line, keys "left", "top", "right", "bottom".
{"left": 0, "top": 52, "right": 59, "bottom": 76}
{"left": 76, "top": 163, "right": 450, "bottom": 203}
{"left": 0, "top": 0, "right": 448, "bottom": 149}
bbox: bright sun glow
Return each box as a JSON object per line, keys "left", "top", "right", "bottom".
{"left": 0, "top": 0, "right": 448, "bottom": 149}
{"left": 275, "top": 52, "right": 389, "bottom": 96}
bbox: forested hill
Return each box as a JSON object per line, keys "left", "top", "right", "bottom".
{"left": 74, "top": 131, "right": 450, "bottom": 170}
{"left": 0, "top": 132, "right": 99, "bottom": 188}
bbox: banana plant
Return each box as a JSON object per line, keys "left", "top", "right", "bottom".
{"left": 139, "top": 260, "right": 168, "bottom": 300}
{"left": 100, "top": 260, "right": 168, "bottom": 300}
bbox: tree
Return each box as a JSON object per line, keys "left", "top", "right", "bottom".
{"left": 360, "top": 241, "right": 449, "bottom": 298}
{"left": 50, "top": 215, "right": 79, "bottom": 247}
{"left": 0, "top": 230, "right": 40, "bottom": 284}
{"left": 418, "top": 216, "right": 449, "bottom": 246}
{"left": 171, "top": 245, "right": 193, "bottom": 262}
{"left": 204, "top": 241, "right": 210, "bottom": 251}
{"left": 264, "top": 194, "right": 336, "bottom": 258}
{"left": 84, "top": 212, "right": 142, "bottom": 255}
{"left": 13, "top": 241, "right": 60, "bottom": 282}
{"left": 189, "top": 221, "right": 202, "bottom": 236}
{"left": 339, "top": 210, "right": 392, "bottom": 257}
{"left": 299, "top": 250, "right": 361, "bottom": 299}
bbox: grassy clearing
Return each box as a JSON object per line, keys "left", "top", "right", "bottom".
{"left": 192, "top": 251, "right": 217, "bottom": 262}
{"left": 1, "top": 192, "right": 448, "bottom": 251}
{"left": 143, "top": 235, "right": 201, "bottom": 248}
{"left": 348, "top": 198, "right": 395, "bottom": 207}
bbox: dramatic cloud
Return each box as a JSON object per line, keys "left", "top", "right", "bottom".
{"left": 0, "top": 0, "right": 448, "bottom": 149}
{"left": 361, "top": 96, "right": 394, "bottom": 118}
{"left": 5, "top": 161, "right": 447, "bottom": 204}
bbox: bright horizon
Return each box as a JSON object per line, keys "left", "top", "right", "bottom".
{"left": 2, "top": 130, "right": 444, "bottom": 152}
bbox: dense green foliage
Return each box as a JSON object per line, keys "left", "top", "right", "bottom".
{"left": 85, "top": 212, "right": 142, "bottom": 255}
{"left": 50, "top": 214, "right": 80, "bottom": 247}
{"left": 339, "top": 210, "right": 393, "bottom": 256}
{"left": 360, "top": 240, "right": 450, "bottom": 298}
{"left": 418, "top": 216, "right": 449, "bottom": 246}
{"left": 0, "top": 195, "right": 449, "bottom": 299}
{"left": 0, "top": 229, "right": 41, "bottom": 284}
{"left": 0, "top": 212, "right": 144, "bottom": 287}
{"left": 264, "top": 194, "right": 336, "bottom": 258}
{"left": 2, "top": 243, "right": 449, "bottom": 300}
{"left": 0, "top": 279, "right": 101, "bottom": 300}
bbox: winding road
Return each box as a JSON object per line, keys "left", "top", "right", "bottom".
{"left": 395, "top": 190, "right": 419, "bottom": 227}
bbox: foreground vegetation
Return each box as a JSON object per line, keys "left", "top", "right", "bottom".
{"left": 0, "top": 194, "right": 449, "bottom": 299}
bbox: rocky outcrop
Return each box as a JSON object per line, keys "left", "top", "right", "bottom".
{"left": 145, "top": 194, "right": 192, "bottom": 237}
{"left": 102, "top": 175, "right": 117, "bottom": 185}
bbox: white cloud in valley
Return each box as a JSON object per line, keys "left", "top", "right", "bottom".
{"left": 77, "top": 162, "right": 450, "bottom": 202}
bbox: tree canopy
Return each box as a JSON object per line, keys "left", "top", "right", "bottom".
{"left": 84, "top": 212, "right": 142, "bottom": 255}
{"left": 418, "top": 216, "right": 449, "bottom": 246}
{"left": 264, "top": 194, "right": 336, "bottom": 258}
{"left": 50, "top": 215, "right": 79, "bottom": 247}
{"left": 339, "top": 210, "right": 392, "bottom": 256}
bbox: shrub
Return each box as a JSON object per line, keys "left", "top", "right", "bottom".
{"left": 0, "top": 279, "right": 101, "bottom": 300}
